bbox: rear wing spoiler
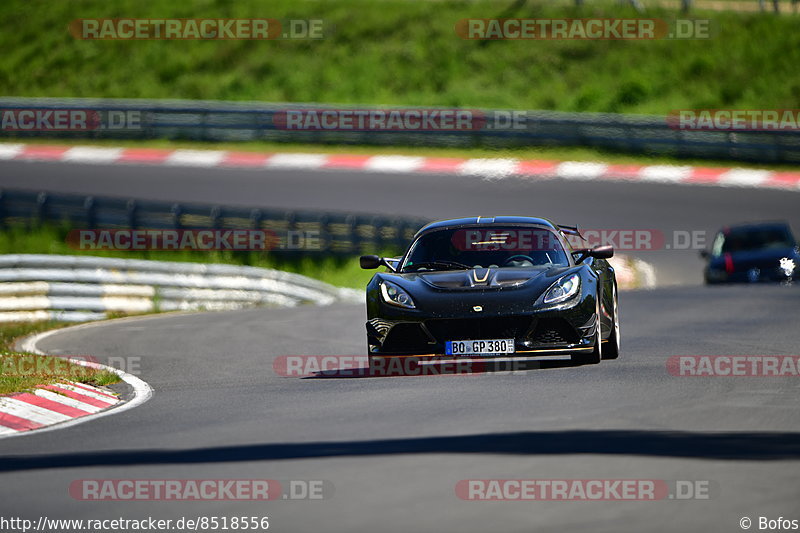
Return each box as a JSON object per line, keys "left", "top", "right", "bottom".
{"left": 557, "top": 224, "right": 584, "bottom": 239}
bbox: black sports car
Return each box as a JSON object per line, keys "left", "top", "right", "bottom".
{"left": 701, "top": 222, "right": 799, "bottom": 284}
{"left": 360, "top": 216, "right": 620, "bottom": 366}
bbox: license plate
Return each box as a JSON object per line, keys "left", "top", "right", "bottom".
{"left": 446, "top": 339, "right": 515, "bottom": 356}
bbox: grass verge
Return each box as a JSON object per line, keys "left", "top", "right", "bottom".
{"left": 0, "top": 321, "right": 120, "bottom": 396}
{"left": 2, "top": 0, "right": 799, "bottom": 115}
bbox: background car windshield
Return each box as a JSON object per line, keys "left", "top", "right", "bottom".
{"left": 403, "top": 227, "right": 569, "bottom": 270}
{"left": 712, "top": 226, "right": 796, "bottom": 255}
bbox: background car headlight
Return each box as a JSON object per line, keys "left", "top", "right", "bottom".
{"left": 380, "top": 281, "right": 416, "bottom": 308}
{"left": 542, "top": 273, "right": 581, "bottom": 304}
{"left": 779, "top": 257, "right": 796, "bottom": 278}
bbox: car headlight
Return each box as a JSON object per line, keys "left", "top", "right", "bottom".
{"left": 542, "top": 273, "right": 581, "bottom": 304}
{"left": 380, "top": 280, "right": 416, "bottom": 308}
{"left": 779, "top": 257, "right": 796, "bottom": 278}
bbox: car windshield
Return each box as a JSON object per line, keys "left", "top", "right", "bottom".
{"left": 712, "top": 226, "right": 796, "bottom": 255}
{"left": 401, "top": 226, "right": 570, "bottom": 271}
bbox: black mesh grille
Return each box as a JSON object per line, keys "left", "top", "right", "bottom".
{"left": 424, "top": 317, "right": 533, "bottom": 343}
{"left": 531, "top": 318, "right": 579, "bottom": 345}
{"left": 381, "top": 323, "right": 434, "bottom": 353}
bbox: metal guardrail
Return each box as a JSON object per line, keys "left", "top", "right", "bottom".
{"left": 0, "top": 97, "right": 797, "bottom": 164}
{"left": 0, "top": 254, "right": 362, "bottom": 322}
{"left": 570, "top": 0, "right": 798, "bottom": 13}
{"left": 0, "top": 189, "right": 428, "bottom": 256}
{"left": 0, "top": 188, "right": 423, "bottom": 320}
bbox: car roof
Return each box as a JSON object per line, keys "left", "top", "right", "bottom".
{"left": 415, "top": 216, "right": 559, "bottom": 236}
{"left": 722, "top": 221, "right": 793, "bottom": 234}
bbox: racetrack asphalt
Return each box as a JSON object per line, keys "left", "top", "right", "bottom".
{"left": 0, "top": 160, "right": 799, "bottom": 532}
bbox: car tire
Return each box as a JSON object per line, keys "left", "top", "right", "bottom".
{"left": 602, "top": 284, "right": 620, "bottom": 360}
{"left": 572, "top": 293, "right": 602, "bottom": 365}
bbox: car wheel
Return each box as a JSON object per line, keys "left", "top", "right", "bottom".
{"left": 602, "top": 284, "right": 620, "bottom": 360}
{"left": 572, "top": 292, "right": 602, "bottom": 365}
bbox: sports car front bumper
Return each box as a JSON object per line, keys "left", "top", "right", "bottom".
{"left": 367, "top": 300, "right": 597, "bottom": 357}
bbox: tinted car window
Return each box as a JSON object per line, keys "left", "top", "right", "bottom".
{"left": 402, "top": 227, "right": 570, "bottom": 271}
{"left": 712, "top": 226, "right": 795, "bottom": 255}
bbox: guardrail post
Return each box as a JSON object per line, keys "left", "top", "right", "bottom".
{"left": 249, "top": 208, "right": 262, "bottom": 230}
{"left": 726, "top": 131, "right": 738, "bottom": 160}
{"left": 210, "top": 206, "right": 222, "bottom": 229}
{"left": 363, "top": 216, "right": 380, "bottom": 253}
{"left": 774, "top": 133, "right": 784, "bottom": 163}
{"left": 317, "top": 214, "right": 330, "bottom": 256}
{"left": 344, "top": 214, "right": 357, "bottom": 255}
{"left": 83, "top": 196, "right": 95, "bottom": 229}
{"left": 286, "top": 210, "right": 297, "bottom": 238}
{"left": 248, "top": 208, "right": 264, "bottom": 252}
{"left": 171, "top": 203, "right": 182, "bottom": 229}
{"left": 126, "top": 199, "right": 138, "bottom": 229}
{"left": 377, "top": 217, "right": 403, "bottom": 253}
{"left": 400, "top": 221, "right": 418, "bottom": 251}
{"left": 36, "top": 192, "right": 48, "bottom": 225}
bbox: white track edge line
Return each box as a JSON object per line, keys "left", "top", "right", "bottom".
{"left": 0, "top": 324, "right": 154, "bottom": 440}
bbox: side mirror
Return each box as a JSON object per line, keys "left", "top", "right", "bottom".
{"left": 589, "top": 245, "right": 614, "bottom": 259}
{"left": 699, "top": 250, "right": 710, "bottom": 259}
{"left": 360, "top": 255, "right": 382, "bottom": 269}
{"left": 573, "top": 245, "right": 614, "bottom": 264}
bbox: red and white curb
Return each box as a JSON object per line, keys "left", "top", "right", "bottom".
{"left": 1, "top": 143, "right": 799, "bottom": 191}
{"left": 0, "top": 381, "right": 120, "bottom": 436}
{"left": 0, "top": 321, "right": 153, "bottom": 439}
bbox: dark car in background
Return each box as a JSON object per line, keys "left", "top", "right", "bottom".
{"left": 701, "top": 222, "right": 799, "bottom": 284}
{"left": 360, "top": 216, "right": 619, "bottom": 365}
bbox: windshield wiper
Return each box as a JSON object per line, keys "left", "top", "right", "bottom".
{"left": 404, "top": 260, "right": 471, "bottom": 272}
